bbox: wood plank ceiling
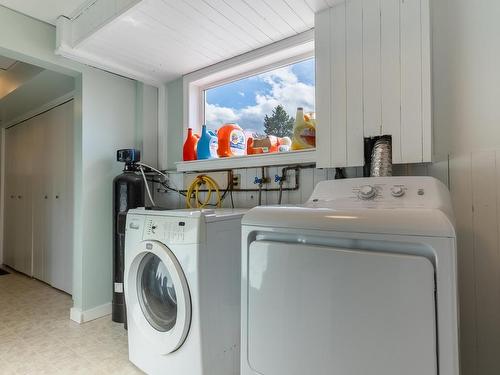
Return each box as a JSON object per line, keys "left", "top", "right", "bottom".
{"left": 76, "top": 0, "right": 338, "bottom": 83}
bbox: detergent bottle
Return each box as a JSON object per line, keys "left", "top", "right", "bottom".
{"left": 291, "top": 107, "right": 316, "bottom": 150}
{"left": 183, "top": 128, "right": 199, "bottom": 161}
{"left": 217, "top": 123, "right": 246, "bottom": 157}
{"left": 197, "top": 125, "right": 218, "bottom": 160}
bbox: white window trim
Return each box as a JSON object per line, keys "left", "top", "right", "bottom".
{"left": 183, "top": 29, "right": 315, "bottom": 137}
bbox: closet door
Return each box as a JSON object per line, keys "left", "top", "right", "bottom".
{"left": 3, "top": 126, "right": 19, "bottom": 268}
{"left": 32, "top": 112, "right": 50, "bottom": 282}
{"left": 13, "top": 121, "right": 34, "bottom": 276}
{"left": 47, "top": 101, "right": 73, "bottom": 294}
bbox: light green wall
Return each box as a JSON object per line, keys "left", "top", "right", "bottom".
{"left": 79, "top": 68, "right": 137, "bottom": 310}
{"left": 0, "top": 5, "right": 157, "bottom": 315}
{"left": 166, "top": 78, "right": 183, "bottom": 170}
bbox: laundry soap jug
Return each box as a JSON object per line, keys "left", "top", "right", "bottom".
{"left": 291, "top": 107, "right": 316, "bottom": 150}
{"left": 197, "top": 125, "right": 218, "bottom": 160}
{"left": 217, "top": 123, "right": 246, "bottom": 158}
{"left": 183, "top": 128, "right": 199, "bottom": 161}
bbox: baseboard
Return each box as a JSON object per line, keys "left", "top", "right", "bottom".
{"left": 70, "top": 302, "right": 112, "bottom": 324}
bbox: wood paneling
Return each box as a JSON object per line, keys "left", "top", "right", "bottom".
{"left": 68, "top": 0, "right": 328, "bottom": 83}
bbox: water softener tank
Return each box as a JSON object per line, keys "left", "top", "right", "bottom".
{"left": 113, "top": 149, "right": 145, "bottom": 325}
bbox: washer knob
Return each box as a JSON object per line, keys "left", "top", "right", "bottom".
{"left": 358, "top": 185, "right": 376, "bottom": 200}
{"left": 391, "top": 186, "right": 405, "bottom": 197}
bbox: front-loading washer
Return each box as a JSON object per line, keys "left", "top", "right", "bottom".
{"left": 241, "top": 177, "right": 459, "bottom": 375}
{"left": 124, "top": 208, "right": 245, "bottom": 375}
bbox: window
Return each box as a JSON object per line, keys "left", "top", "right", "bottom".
{"left": 204, "top": 58, "right": 315, "bottom": 140}
{"left": 182, "top": 31, "right": 315, "bottom": 165}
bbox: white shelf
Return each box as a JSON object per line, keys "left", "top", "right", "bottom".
{"left": 176, "top": 149, "right": 317, "bottom": 172}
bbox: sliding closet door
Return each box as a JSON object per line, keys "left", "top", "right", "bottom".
{"left": 3, "top": 100, "right": 73, "bottom": 292}
{"left": 4, "top": 121, "right": 34, "bottom": 276}
{"left": 47, "top": 101, "right": 73, "bottom": 294}
{"left": 3, "top": 125, "right": 19, "bottom": 268}
{"left": 32, "top": 111, "right": 50, "bottom": 283}
{"left": 12, "top": 121, "right": 33, "bottom": 276}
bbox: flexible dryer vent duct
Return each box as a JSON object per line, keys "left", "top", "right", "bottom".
{"left": 370, "top": 137, "right": 392, "bottom": 177}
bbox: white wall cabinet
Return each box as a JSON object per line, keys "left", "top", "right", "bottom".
{"left": 315, "top": 0, "right": 431, "bottom": 168}
{"left": 4, "top": 100, "right": 73, "bottom": 294}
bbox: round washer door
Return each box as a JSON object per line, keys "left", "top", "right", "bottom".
{"left": 127, "top": 240, "right": 191, "bottom": 354}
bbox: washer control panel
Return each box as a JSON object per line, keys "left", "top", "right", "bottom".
{"left": 141, "top": 216, "right": 198, "bottom": 244}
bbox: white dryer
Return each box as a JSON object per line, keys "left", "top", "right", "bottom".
{"left": 241, "top": 177, "right": 459, "bottom": 375}
{"left": 124, "top": 208, "right": 245, "bottom": 375}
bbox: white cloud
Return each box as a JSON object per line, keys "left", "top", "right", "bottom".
{"left": 205, "top": 65, "right": 315, "bottom": 133}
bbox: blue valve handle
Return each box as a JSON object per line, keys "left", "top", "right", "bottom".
{"left": 254, "top": 177, "right": 263, "bottom": 185}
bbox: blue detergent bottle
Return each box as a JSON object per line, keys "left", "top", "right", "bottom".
{"left": 197, "top": 125, "right": 218, "bottom": 160}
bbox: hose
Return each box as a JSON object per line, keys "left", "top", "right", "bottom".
{"left": 186, "top": 175, "right": 222, "bottom": 208}
{"left": 139, "top": 166, "right": 156, "bottom": 207}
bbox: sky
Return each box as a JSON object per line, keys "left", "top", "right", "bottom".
{"left": 205, "top": 58, "right": 315, "bottom": 135}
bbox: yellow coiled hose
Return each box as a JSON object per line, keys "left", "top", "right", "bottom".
{"left": 186, "top": 175, "right": 222, "bottom": 208}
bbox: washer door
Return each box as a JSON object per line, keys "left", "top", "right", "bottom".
{"left": 127, "top": 240, "right": 191, "bottom": 354}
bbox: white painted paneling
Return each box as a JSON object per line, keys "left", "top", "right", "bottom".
{"left": 362, "top": 0, "right": 382, "bottom": 137}
{"left": 345, "top": 0, "right": 364, "bottom": 166}
{"left": 380, "top": 0, "right": 401, "bottom": 163}
{"left": 331, "top": 3, "right": 347, "bottom": 166}
{"left": 471, "top": 151, "right": 500, "bottom": 375}
{"left": 420, "top": 0, "right": 432, "bottom": 162}
{"left": 401, "top": 0, "right": 423, "bottom": 162}
{"left": 315, "top": 8, "right": 332, "bottom": 168}
{"left": 204, "top": 0, "right": 272, "bottom": 44}
{"left": 264, "top": 0, "right": 310, "bottom": 31}
{"left": 449, "top": 154, "right": 476, "bottom": 374}
{"left": 57, "top": 0, "right": 328, "bottom": 83}
{"left": 315, "top": 0, "right": 431, "bottom": 168}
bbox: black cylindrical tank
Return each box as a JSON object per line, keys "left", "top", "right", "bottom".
{"left": 113, "top": 163, "right": 145, "bottom": 325}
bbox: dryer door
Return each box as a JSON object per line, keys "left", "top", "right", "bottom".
{"left": 127, "top": 240, "right": 191, "bottom": 354}
{"left": 245, "top": 240, "right": 437, "bottom": 375}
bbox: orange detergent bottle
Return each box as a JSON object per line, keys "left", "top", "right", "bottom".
{"left": 183, "top": 128, "right": 199, "bottom": 161}
{"left": 217, "top": 123, "right": 246, "bottom": 158}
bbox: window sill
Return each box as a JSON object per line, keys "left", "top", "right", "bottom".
{"left": 176, "top": 149, "right": 317, "bottom": 172}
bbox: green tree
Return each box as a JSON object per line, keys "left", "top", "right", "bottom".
{"left": 263, "top": 105, "right": 294, "bottom": 138}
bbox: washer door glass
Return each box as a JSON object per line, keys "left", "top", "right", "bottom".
{"left": 138, "top": 253, "right": 178, "bottom": 332}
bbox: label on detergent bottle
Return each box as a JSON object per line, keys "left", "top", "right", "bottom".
{"left": 209, "top": 137, "right": 218, "bottom": 158}
{"left": 229, "top": 129, "right": 245, "bottom": 156}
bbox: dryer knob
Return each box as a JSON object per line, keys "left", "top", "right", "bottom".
{"left": 391, "top": 186, "right": 405, "bottom": 197}
{"left": 358, "top": 185, "right": 376, "bottom": 200}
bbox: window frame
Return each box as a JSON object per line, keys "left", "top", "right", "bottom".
{"left": 183, "top": 30, "right": 315, "bottom": 137}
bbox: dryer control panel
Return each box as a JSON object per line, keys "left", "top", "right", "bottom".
{"left": 306, "top": 176, "right": 453, "bottom": 212}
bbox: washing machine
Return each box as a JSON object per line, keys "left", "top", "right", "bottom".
{"left": 241, "top": 177, "right": 459, "bottom": 375}
{"left": 124, "top": 208, "right": 245, "bottom": 375}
